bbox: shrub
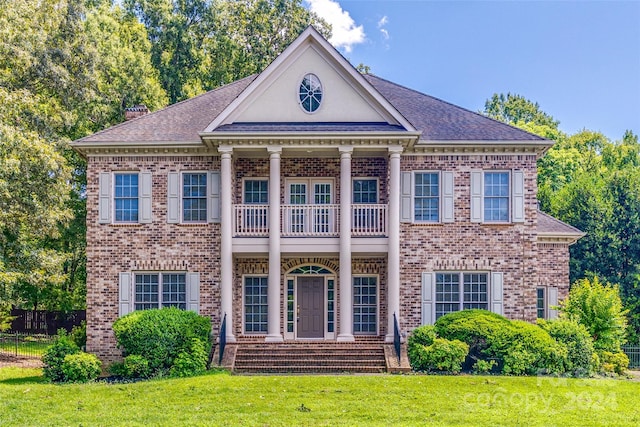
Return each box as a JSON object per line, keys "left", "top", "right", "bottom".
{"left": 408, "top": 325, "right": 436, "bottom": 364}
{"left": 561, "top": 277, "right": 628, "bottom": 352}
{"left": 491, "top": 320, "right": 567, "bottom": 375}
{"left": 473, "top": 359, "right": 496, "bottom": 374}
{"left": 410, "top": 338, "right": 469, "bottom": 373}
{"left": 124, "top": 354, "right": 151, "bottom": 378}
{"left": 169, "top": 338, "right": 208, "bottom": 378}
{"left": 70, "top": 322, "right": 87, "bottom": 349}
{"left": 599, "top": 351, "right": 629, "bottom": 375}
{"left": 61, "top": 352, "right": 102, "bottom": 383}
{"left": 539, "top": 318, "right": 596, "bottom": 376}
{"left": 112, "top": 308, "right": 211, "bottom": 376}
{"left": 42, "top": 331, "right": 80, "bottom": 382}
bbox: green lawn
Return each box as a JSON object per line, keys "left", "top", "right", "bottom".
{"left": 1, "top": 368, "right": 639, "bottom": 426}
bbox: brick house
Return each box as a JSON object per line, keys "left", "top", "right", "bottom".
{"left": 72, "top": 27, "right": 582, "bottom": 371}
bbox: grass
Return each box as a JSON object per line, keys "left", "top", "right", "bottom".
{"left": 1, "top": 368, "right": 639, "bottom": 426}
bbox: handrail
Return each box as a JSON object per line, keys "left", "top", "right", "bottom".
{"left": 393, "top": 312, "right": 401, "bottom": 364}
{"left": 218, "top": 313, "right": 227, "bottom": 366}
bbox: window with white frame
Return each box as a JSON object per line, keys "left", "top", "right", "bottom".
{"left": 435, "top": 272, "right": 488, "bottom": 319}
{"left": 537, "top": 288, "right": 546, "bottom": 319}
{"left": 484, "top": 172, "right": 509, "bottom": 222}
{"left": 353, "top": 276, "right": 377, "bottom": 334}
{"left": 114, "top": 173, "right": 139, "bottom": 222}
{"left": 182, "top": 173, "right": 207, "bottom": 222}
{"left": 353, "top": 179, "right": 378, "bottom": 203}
{"left": 414, "top": 172, "right": 440, "bottom": 222}
{"left": 134, "top": 273, "right": 186, "bottom": 311}
{"left": 244, "top": 276, "right": 268, "bottom": 334}
{"left": 243, "top": 179, "right": 268, "bottom": 204}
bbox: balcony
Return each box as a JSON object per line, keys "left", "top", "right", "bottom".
{"left": 233, "top": 204, "right": 388, "bottom": 237}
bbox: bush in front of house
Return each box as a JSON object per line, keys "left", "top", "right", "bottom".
{"left": 70, "top": 321, "right": 87, "bottom": 349}
{"left": 112, "top": 308, "right": 212, "bottom": 377}
{"left": 42, "top": 330, "right": 81, "bottom": 382}
{"left": 169, "top": 338, "right": 208, "bottom": 378}
{"left": 61, "top": 352, "right": 102, "bottom": 383}
{"left": 599, "top": 350, "right": 630, "bottom": 375}
{"left": 408, "top": 325, "right": 469, "bottom": 373}
{"left": 539, "top": 318, "right": 597, "bottom": 376}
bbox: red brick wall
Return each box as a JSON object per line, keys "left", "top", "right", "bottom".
{"left": 537, "top": 242, "right": 571, "bottom": 300}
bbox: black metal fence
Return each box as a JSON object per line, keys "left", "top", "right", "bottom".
{"left": 622, "top": 345, "right": 640, "bottom": 369}
{"left": 8, "top": 309, "right": 85, "bottom": 335}
{"left": 0, "top": 332, "right": 55, "bottom": 359}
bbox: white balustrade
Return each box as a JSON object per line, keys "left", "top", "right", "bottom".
{"left": 232, "top": 204, "right": 388, "bottom": 237}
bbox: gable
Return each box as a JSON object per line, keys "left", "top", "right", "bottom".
{"left": 205, "top": 26, "right": 414, "bottom": 133}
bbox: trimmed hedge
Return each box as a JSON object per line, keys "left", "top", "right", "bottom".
{"left": 61, "top": 352, "right": 102, "bottom": 383}
{"left": 408, "top": 325, "right": 469, "bottom": 373}
{"left": 539, "top": 318, "right": 596, "bottom": 376}
{"left": 112, "top": 308, "right": 212, "bottom": 377}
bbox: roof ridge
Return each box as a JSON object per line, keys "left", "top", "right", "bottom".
{"left": 74, "top": 74, "right": 258, "bottom": 143}
{"left": 366, "top": 74, "right": 546, "bottom": 141}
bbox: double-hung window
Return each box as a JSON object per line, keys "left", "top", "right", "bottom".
{"left": 353, "top": 179, "right": 378, "bottom": 204}
{"left": 537, "top": 288, "right": 546, "bottom": 319}
{"left": 244, "top": 276, "right": 268, "bottom": 334}
{"left": 470, "top": 170, "right": 524, "bottom": 223}
{"left": 484, "top": 172, "right": 509, "bottom": 222}
{"left": 353, "top": 276, "right": 378, "bottom": 334}
{"left": 182, "top": 173, "right": 207, "bottom": 222}
{"left": 435, "top": 272, "right": 489, "bottom": 319}
{"left": 414, "top": 172, "right": 440, "bottom": 222}
{"left": 114, "top": 173, "right": 139, "bottom": 222}
{"left": 134, "top": 273, "right": 186, "bottom": 311}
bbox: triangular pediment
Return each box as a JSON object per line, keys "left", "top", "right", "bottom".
{"left": 205, "top": 27, "right": 415, "bottom": 132}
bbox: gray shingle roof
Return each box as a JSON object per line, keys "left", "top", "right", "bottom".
{"left": 75, "top": 73, "right": 545, "bottom": 144}
{"left": 364, "top": 74, "right": 545, "bottom": 141}
{"left": 537, "top": 211, "right": 584, "bottom": 236}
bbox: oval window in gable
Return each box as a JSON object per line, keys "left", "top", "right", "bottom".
{"left": 299, "top": 73, "right": 322, "bottom": 113}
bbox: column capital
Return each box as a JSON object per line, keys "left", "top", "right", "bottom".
{"left": 218, "top": 145, "right": 233, "bottom": 156}
{"left": 388, "top": 146, "right": 403, "bottom": 157}
{"left": 338, "top": 145, "right": 354, "bottom": 157}
{"left": 267, "top": 146, "right": 283, "bottom": 156}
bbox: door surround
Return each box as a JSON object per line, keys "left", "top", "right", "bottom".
{"left": 284, "top": 264, "right": 336, "bottom": 340}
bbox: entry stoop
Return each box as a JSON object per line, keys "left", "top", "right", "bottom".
{"left": 383, "top": 343, "right": 411, "bottom": 373}
{"left": 232, "top": 340, "right": 387, "bottom": 374}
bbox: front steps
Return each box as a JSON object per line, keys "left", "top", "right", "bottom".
{"left": 230, "top": 340, "right": 389, "bottom": 374}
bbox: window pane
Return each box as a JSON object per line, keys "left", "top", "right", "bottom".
{"left": 353, "top": 179, "right": 377, "bottom": 204}
{"left": 114, "top": 173, "right": 139, "bottom": 222}
{"left": 414, "top": 172, "right": 439, "bottom": 222}
{"left": 245, "top": 277, "right": 268, "bottom": 334}
{"left": 463, "top": 273, "right": 488, "bottom": 310}
{"left": 484, "top": 172, "right": 509, "bottom": 222}
{"left": 135, "top": 274, "right": 159, "bottom": 311}
{"left": 353, "top": 277, "right": 377, "bottom": 334}
{"left": 183, "top": 173, "right": 207, "bottom": 222}
{"left": 537, "top": 288, "right": 546, "bottom": 319}
{"left": 244, "top": 180, "right": 268, "bottom": 204}
{"left": 162, "top": 274, "right": 186, "bottom": 309}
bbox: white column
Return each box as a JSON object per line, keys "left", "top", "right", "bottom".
{"left": 337, "top": 146, "right": 354, "bottom": 342}
{"left": 266, "top": 146, "right": 283, "bottom": 342}
{"left": 219, "top": 146, "right": 235, "bottom": 342}
{"left": 386, "top": 147, "right": 402, "bottom": 342}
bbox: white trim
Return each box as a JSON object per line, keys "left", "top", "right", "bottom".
{"left": 241, "top": 177, "right": 270, "bottom": 203}
{"left": 241, "top": 274, "right": 270, "bottom": 336}
{"left": 352, "top": 177, "right": 379, "bottom": 204}
{"left": 297, "top": 72, "right": 324, "bottom": 115}
{"left": 112, "top": 171, "right": 141, "bottom": 224}
{"left": 180, "top": 170, "right": 209, "bottom": 224}
{"left": 204, "top": 26, "right": 416, "bottom": 132}
{"left": 483, "top": 170, "right": 511, "bottom": 224}
{"left": 412, "top": 171, "right": 443, "bottom": 224}
{"left": 352, "top": 274, "right": 380, "bottom": 336}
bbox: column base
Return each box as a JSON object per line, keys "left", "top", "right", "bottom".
{"left": 265, "top": 334, "right": 284, "bottom": 343}
{"left": 336, "top": 333, "right": 355, "bottom": 342}
{"left": 385, "top": 334, "right": 396, "bottom": 343}
{"left": 225, "top": 334, "right": 237, "bottom": 343}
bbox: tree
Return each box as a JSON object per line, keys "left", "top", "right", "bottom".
{"left": 483, "top": 93, "right": 559, "bottom": 130}
{"left": 561, "top": 277, "right": 628, "bottom": 352}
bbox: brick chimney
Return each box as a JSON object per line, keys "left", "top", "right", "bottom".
{"left": 124, "top": 104, "right": 149, "bottom": 121}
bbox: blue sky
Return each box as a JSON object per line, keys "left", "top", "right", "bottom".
{"left": 306, "top": 0, "right": 640, "bottom": 141}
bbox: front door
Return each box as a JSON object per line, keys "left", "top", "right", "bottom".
{"left": 297, "top": 277, "right": 324, "bottom": 338}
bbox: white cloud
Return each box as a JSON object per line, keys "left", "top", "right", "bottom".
{"left": 377, "top": 16, "right": 388, "bottom": 28}
{"left": 380, "top": 28, "right": 389, "bottom": 40}
{"left": 306, "top": 0, "right": 365, "bottom": 53}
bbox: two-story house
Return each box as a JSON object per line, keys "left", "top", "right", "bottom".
{"left": 72, "top": 27, "right": 582, "bottom": 372}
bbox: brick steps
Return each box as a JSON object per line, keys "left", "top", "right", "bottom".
{"left": 233, "top": 342, "right": 387, "bottom": 374}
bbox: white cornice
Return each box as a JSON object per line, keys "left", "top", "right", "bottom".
{"left": 537, "top": 232, "right": 585, "bottom": 245}
{"left": 70, "top": 141, "right": 208, "bottom": 157}
{"left": 408, "top": 140, "right": 552, "bottom": 156}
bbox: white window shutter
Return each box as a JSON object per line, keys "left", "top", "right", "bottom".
{"left": 400, "top": 172, "right": 413, "bottom": 223}
{"left": 208, "top": 172, "right": 221, "bottom": 223}
{"left": 470, "top": 170, "right": 483, "bottom": 223}
{"left": 186, "top": 273, "right": 200, "bottom": 313}
{"left": 119, "top": 273, "right": 132, "bottom": 317}
{"left": 442, "top": 171, "right": 454, "bottom": 223}
{"left": 167, "top": 172, "right": 180, "bottom": 223}
{"left": 512, "top": 170, "right": 525, "bottom": 223}
{"left": 98, "top": 172, "right": 112, "bottom": 224}
{"left": 421, "top": 272, "right": 435, "bottom": 325}
{"left": 548, "top": 287, "right": 559, "bottom": 319}
{"left": 139, "top": 172, "right": 153, "bottom": 223}
{"left": 490, "top": 272, "right": 504, "bottom": 315}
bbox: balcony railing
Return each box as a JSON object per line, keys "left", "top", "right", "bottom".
{"left": 232, "top": 204, "right": 388, "bottom": 237}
